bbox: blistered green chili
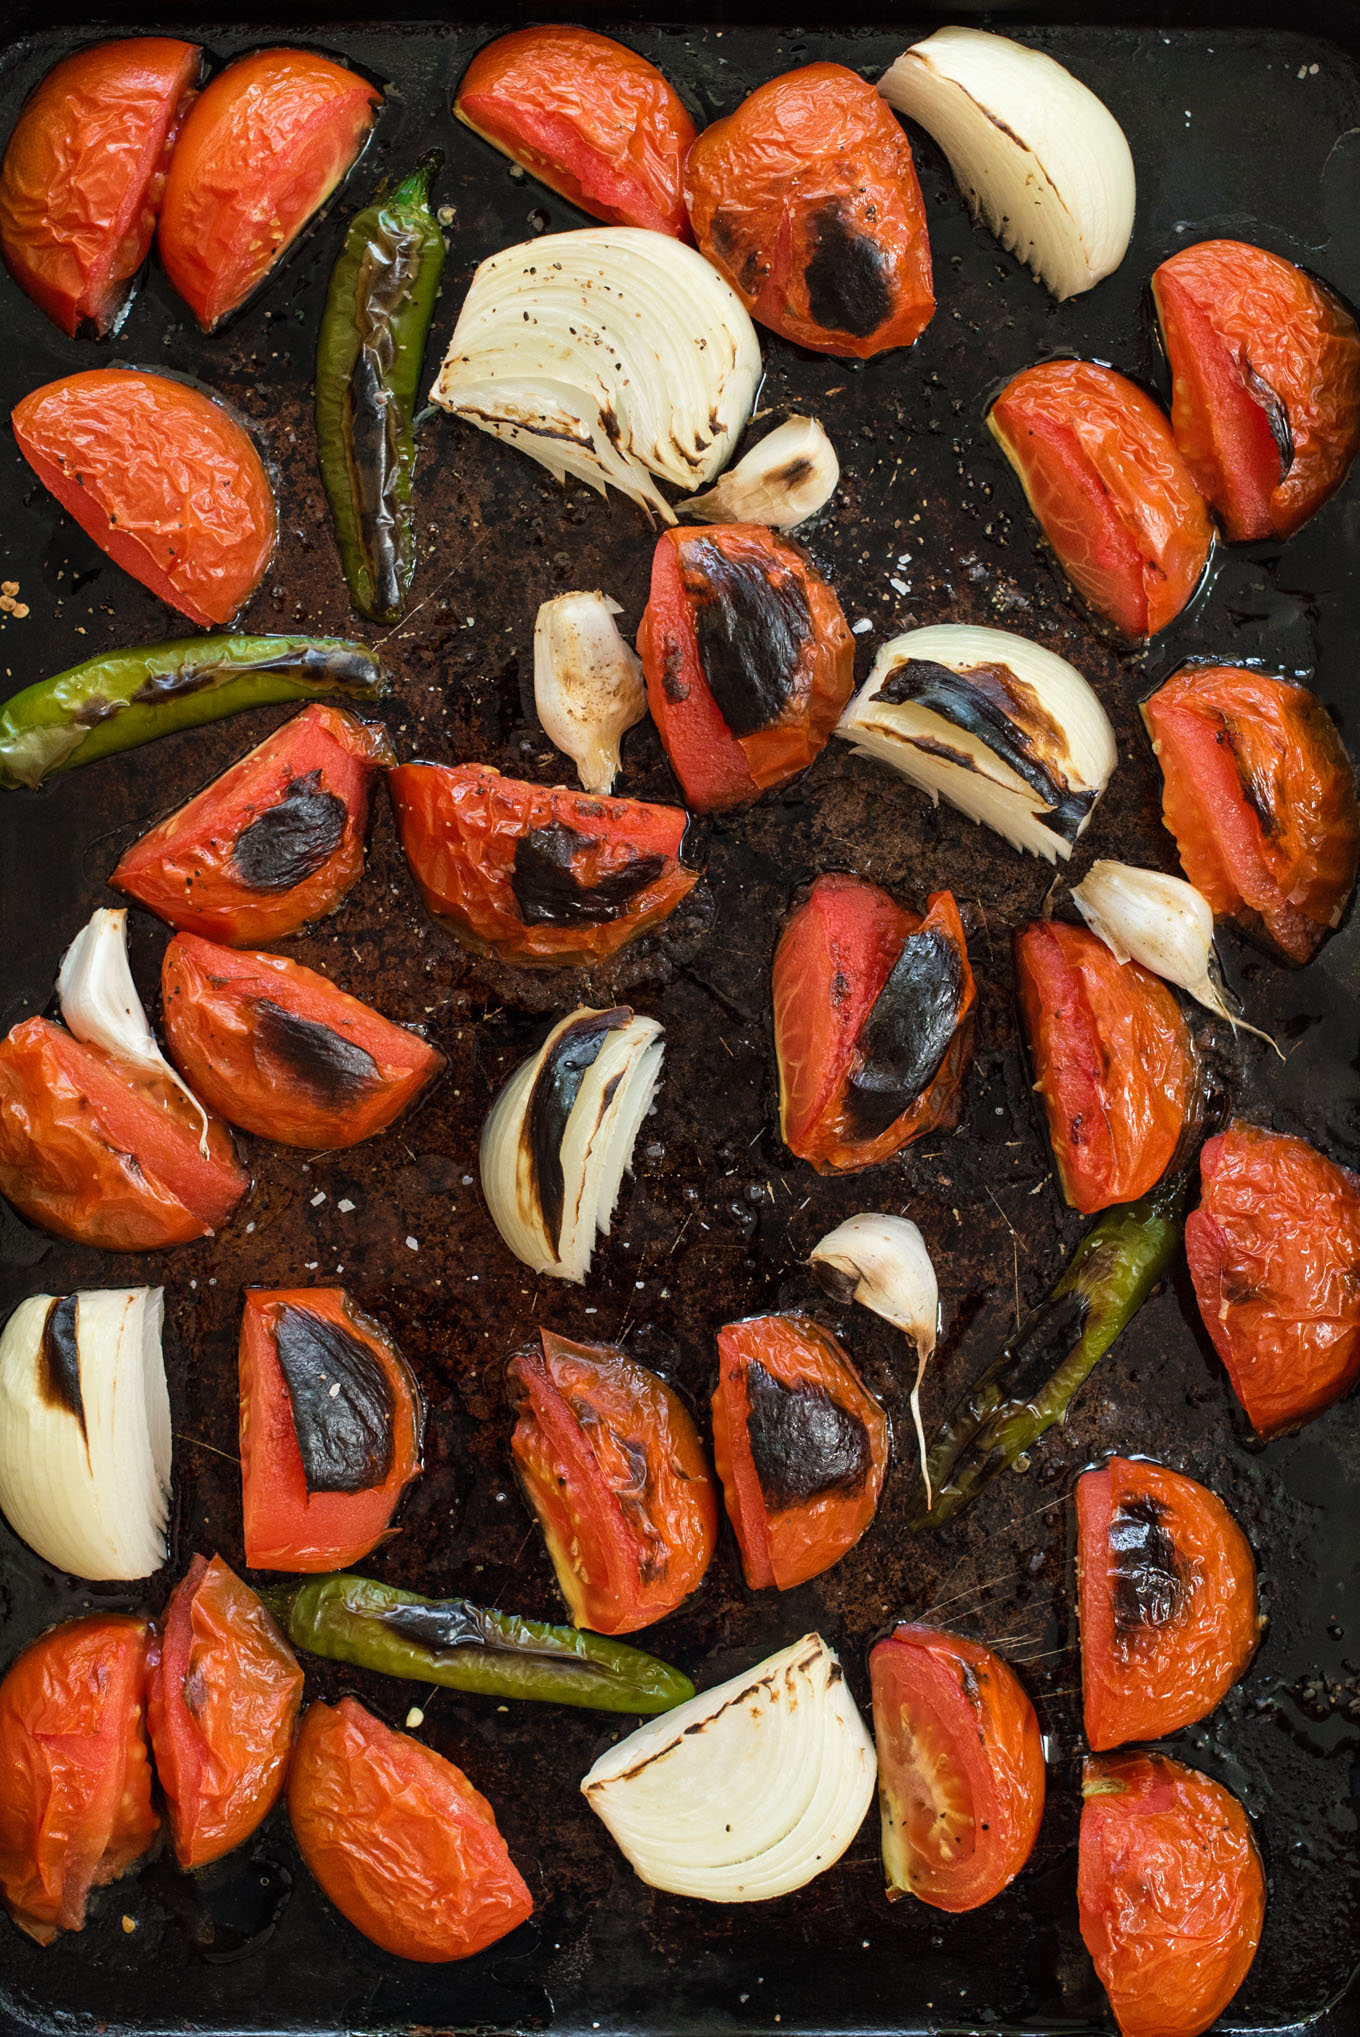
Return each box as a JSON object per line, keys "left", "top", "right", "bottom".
{"left": 316, "top": 154, "right": 446, "bottom": 624}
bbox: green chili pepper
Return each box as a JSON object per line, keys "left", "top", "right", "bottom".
{"left": 0, "top": 634, "right": 387, "bottom": 791}
{"left": 316, "top": 154, "right": 446, "bottom": 624}
{"left": 268, "top": 1572, "right": 695, "bottom": 1715}
{"left": 909, "top": 1178, "right": 1187, "bottom": 1530}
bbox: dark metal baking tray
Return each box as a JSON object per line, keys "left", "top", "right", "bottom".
{"left": 1, "top": 6, "right": 1358, "bottom": 2034}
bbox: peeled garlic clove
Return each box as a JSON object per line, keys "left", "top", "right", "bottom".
{"left": 57, "top": 907, "right": 213, "bottom": 1152}
{"left": 811, "top": 1212, "right": 940, "bottom": 1507}
{"left": 678, "top": 416, "right": 839, "bottom": 530}
{"left": 533, "top": 591, "right": 647, "bottom": 795}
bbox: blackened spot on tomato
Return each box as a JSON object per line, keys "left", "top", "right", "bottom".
{"left": 710, "top": 208, "right": 766, "bottom": 297}
{"left": 512, "top": 823, "right": 666, "bottom": 926}
{"left": 662, "top": 644, "right": 690, "bottom": 704}
{"left": 744, "top": 1357, "right": 871, "bottom": 1511}
{"left": 273, "top": 1305, "right": 395, "bottom": 1493}
{"left": 1110, "top": 1494, "right": 1185, "bottom": 1634}
{"left": 232, "top": 772, "right": 347, "bottom": 892}
{"left": 804, "top": 202, "right": 893, "bottom": 339}
{"left": 678, "top": 535, "right": 812, "bottom": 738}
{"left": 252, "top": 1000, "right": 380, "bottom": 1104}
{"left": 1244, "top": 364, "right": 1295, "bottom": 479}
{"left": 525, "top": 1008, "right": 631, "bottom": 1251}
{"left": 844, "top": 925, "right": 965, "bottom": 1139}
{"left": 38, "top": 1293, "right": 84, "bottom": 1435}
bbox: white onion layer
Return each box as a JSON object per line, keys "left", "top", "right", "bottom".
{"left": 57, "top": 907, "right": 211, "bottom": 1151}
{"left": 679, "top": 415, "right": 839, "bottom": 530}
{"left": 533, "top": 591, "right": 647, "bottom": 795}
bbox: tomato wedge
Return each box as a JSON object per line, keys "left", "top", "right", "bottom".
{"left": 455, "top": 28, "right": 694, "bottom": 237}
{"left": 1079, "top": 1751, "right": 1265, "bottom": 2037}
{"left": 158, "top": 49, "right": 380, "bottom": 330}
{"left": 685, "top": 63, "right": 934, "bottom": 358}
{"left": 239, "top": 1287, "right": 423, "bottom": 1572}
{"left": 12, "top": 369, "right": 276, "bottom": 628}
{"left": 387, "top": 761, "right": 698, "bottom": 964}
{"left": 0, "top": 38, "right": 201, "bottom": 337}
{"left": 162, "top": 933, "right": 443, "bottom": 1150}
{"left": 110, "top": 704, "right": 394, "bottom": 944}
{"left": 288, "top": 1696, "right": 532, "bottom": 1962}
{"left": 1015, "top": 919, "right": 1197, "bottom": 1215}
{"left": 989, "top": 360, "right": 1213, "bottom": 637}
{"left": 772, "top": 874, "right": 976, "bottom": 1174}
{"left": 1076, "top": 1457, "right": 1259, "bottom": 1752}
{"left": 638, "top": 523, "right": 854, "bottom": 810}
{"left": 1153, "top": 239, "right": 1360, "bottom": 541}
{"left": 1187, "top": 1121, "right": 1360, "bottom": 1436}
{"left": 0, "top": 1615, "right": 157, "bottom": 1945}
{"left": 1143, "top": 663, "right": 1360, "bottom": 965}
{"left": 146, "top": 1554, "right": 304, "bottom": 1870}
{"left": 508, "top": 1330, "right": 717, "bottom": 1635}
{"left": 869, "top": 1624, "right": 1045, "bottom": 1913}
{"left": 710, "top": 1312, "right": 888, "bottom": 1590}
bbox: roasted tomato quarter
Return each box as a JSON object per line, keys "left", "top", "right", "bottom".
{"left": 0, "top": 1615, "right": 157, "bottom": 1945}
{"left": 685, "top": 63, "right": 933, "bottom": 357}
{"left": 12, "top": 369, "right": 276, "bottom": 628}
{"left": 289, "top": 1696, "right": 532, "bottom": 1962}
{"left": 239, "top": 1287, "right": 423, "bottom": 1572}
{"left": 710, "top": 1313, "right": 888, "bottom": 1590}
{"left": 1079, "top": 1751, "right": 1265, "bottom": 2037}
{"left": 1016, "top": 919, "right": 1198, "bottom": 1215}
{"left": 0, "top": 38, "right": 201, "bottom": 337}
{"left": 110, "top": 704, "right": 393, "bottom": 944}
{"left": 869, "top": 1625, "right": 1045, "bottom": 1913}
{"left": 455, "top": 27, "right": 694, "bottom": 237}
{"left": 1143, "top": 663, "right": 1360, "bottom": 965}
{"left": 387, "top": 761, "right": 698, "bottom": 964}
{"left": 1077, "top": 1457, "right": 1259, "bottom": 1752}
{"left": 773, "top": 873, "right": 976, "bottom": 1174}
{"left": 989, "top": 360, "right": 1213, "bottom": 638}
{"left": 162, "top": 933, "right": 443, "bottom": 1150}
{"left": 508, "top": 1330, "right": 717, "bottom": 1635}
{"left": 146, "top": 1554, "right": 304, "bottom": 1870}
{"left": 157, "top": 49, "right": 380, "bottom": 330}
{"left": 1187, "top": 1121, "right": 1360, "bottom": 1436}
{"left": 1153, "top": 239, "right": 1360, "bottom": 541}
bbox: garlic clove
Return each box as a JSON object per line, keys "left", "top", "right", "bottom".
{"left": 57, "top": 907, "right": 213, "bottom": 1152}
{"left": 811, "top": 1213, "right": 940, "bottom": 1508}
{"left": 678, "top": 416, "right": 839, "bottom": 530}
{"left": 533, "top": 591, "right": 647, "bottom": 795}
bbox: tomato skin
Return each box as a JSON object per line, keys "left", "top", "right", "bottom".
{"left": 710, "top": 1313, "right": 888, "bottom": 1590}
{"left": 0, "top": 39, "right": 201, "bottom": 337}
{"left": 145, "top": 1555, "right": 303, "bottom": 1871}
{"left": 456, "top": 28, "right": 693, "bottom": 237}
{"left": 869, "top": 1625, "right": 1045, "bottom": 1913}
{"left": 1153, "top": 239, "right": 1360, "bottom": 541}
{"left": 1143, "top": 663, "right": 1360, "bottom": 965}
{"left": 1076, "top": 1457, "right": 1259, "bottom": 1753}
{"left": 0, "top": 1615, "right": 158, "bottom": 1945}
{"left": 685, "top": 63, "right": 933, "bottom": 358}
{"left": 1015, "top": 920, "right": 1195, "bottom": 1215}
{"left": 387, "top": 761, "right": 697, "bottom": 964}
{"left": 110, "top": 704, "right": 393, "bottom": 945}
{"left": 509, "top": 1331, "right": 717, "bottom": 1635}
{"left": 1187, "top": 1121, "right": 1360, "bottom": 1436}
{"left": 1079, "top": 1751, "right": 1265, "bottom": 2037}
{"left": 158, "top": 49, "right": 380, "bottom": 330}
{"left": 989, "top": 360, "right": 1213, "bottom": 637}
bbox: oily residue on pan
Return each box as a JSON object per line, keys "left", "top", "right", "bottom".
{"left": 744, "top": 1357, "right": 872, "bottom": 1509}
{"left": 272, "top": 1304, "right": 396, "bottom": 1494}
{"left": 232, "top": 772, "right": 347, "bottom": 892}
{"left": 251, "top": 1000, "right": 381, "bottom": 1105}
{"left": 678, "top": 533, "right": 812, "bottom": 736}
{"left": 844, "top": 924, "right": 965, "bottom": 1138}
{"left": 511, "top": 823, "right": 666, "bottom": 926}
{"left": 37, "top": 1293, "right": 83, "bottom": 1432}
{"left": 524, "top": 1008, "right": 630, "bottom": 1249}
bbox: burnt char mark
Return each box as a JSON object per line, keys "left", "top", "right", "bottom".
{"left": 1219, "top": 719, "right": 1282, "bottom": 841}
{"left": 804, "top": 201, "right": 894, "bottom": 339}
{"left": 347, "top": 219, "right": 426, "bottom": 618}
{"left": 844, "top": 925, "right": 965, "bottom": 1140}
{"left": 38, "top": 1294, "right": 84, "bottom": 1435}
{"left": 744, "top": 1356, "right": 871, "bottom": 1512}
{"left": 273, "top": 1305, "right": 395, "bottom": 1494}
{"left": 1244, "top": 363, "right": 1295, "bottom": 479}
{"left": 251, "top": 1000, "right": 380, "bottom": 1106}
{"left": 232, "top": 772, "right": 348, "bottom": 893}
{"left": 1109, "top": 1494, "right": 1186, "bottom": 1635}
{"left": 1000, "top": 1290, "right": 1090, "bottom": 1407}
{"left": 678, "top": 535, "right": 812, "bottom": 739}
{"left": 373, "top": 1598, "right": 616, "bottom": 1674}
{"left": 130, "top": 644, "right": 383, "bottom": 705}
{"left": 511, "top": 823, "right": 666, "bottom": 928}
{"left": 526, "top": 1009, "right": 631, "bottom": 1253}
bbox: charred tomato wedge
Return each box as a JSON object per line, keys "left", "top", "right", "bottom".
{"left": 988, "top": 359, "right": 1213, "bottom": 638}
{"left": 1143, "top": 663, "right": 1360, "bottom": 965}
{"left": 1076, "top": 1456, "right": 1259, "bottom": 1752}
{"left": 1152, "top": 239, "right": 1360, "bottom": 541}
{"left": 110, "top": 703, "right": 393, "bottom": 944}
{"left": 146, "top": 1553, "right": 304, "bottom": 1870}
{"left": 1187, "top": 1121, "right": 1360, "bottom": 1436}
{"left": 1079, "top": 1751, "right": 1265, "bottom": 2037}
{"left": 387, "top": 761, "right": 698, "bottom": 964}
{"left": 710, "top": 1312, "right": 888, "bottom": 1590}
{"left": 161, "top": 933, "right": 443, "bottom": 1149}
{"left": 239, "top": 1287, "right": 423, "bottom": 1572}
{"left": 869, "top": 1624, "right": 1045, "bottom": 1913}
{"left": 773, "top": 873, "right": 976, "bottom": 1175}
{"left": 684, "top": 63, "right": 934, "bottom": 358}
{"left": 638, "top": 522, "right": 854, "bottom": 811}
{"left": 508, "top": 1330, "right": 717, "bottom": 1635}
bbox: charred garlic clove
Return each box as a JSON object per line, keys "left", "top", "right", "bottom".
{"left": 678, "top": 415, "right": 839, "bottom": 530}
{"left": 57, "top": 906, "right": 211, "bottom": 1150}
{"left": 835, "top": 623, "right": 1116, "bottom": 862}
{"left": 811, "top": 1213, "right": 940, "bottom": 1507}
{"left": 533, "top": 591, "right": 647, "bottom": 796}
